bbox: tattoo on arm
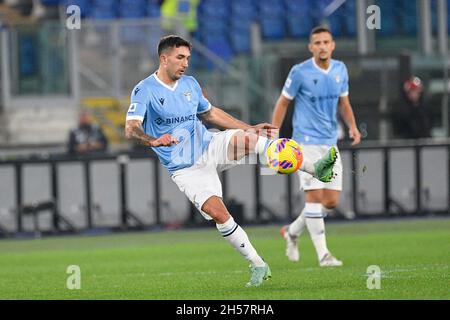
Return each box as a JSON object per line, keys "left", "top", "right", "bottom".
{"left": 125, "top": 120, "right": 155, "bottom": 146}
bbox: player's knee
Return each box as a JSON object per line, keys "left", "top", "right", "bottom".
{"left": 246, "top": 133, "right": 258, "bottom": 152}
{"left": 229, "top": 130, "right": 256, "bottom": 159}
{"left": 322, "top": 198, "right": 339, "bottom": 209}
{"left": 209, "top": 210, "right": 230, "bottom": 224}
{"left": 201, "top": 197, "right": 230, "bottom": 224}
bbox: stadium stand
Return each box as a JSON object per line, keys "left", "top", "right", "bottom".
{"left": 285, "top": 0, "right": 314, "bottom": 38}
{"left": 1, "top": 0, "right": 423, "bottom": 62}
{"left": 258, "top": 0, "right": 286, "bottom": 40}
{"left": 2, "top": 0, "right": 423, "bottom": 39}
{"left": 147, "top": 0, "right": 161, "bottom": 18}
{"left": 64, "top": 0, "right": 90, "bottom": 17}
{"left": 0, "top": 0, "right": 448, "bottom": 242}
{"left": 0, "top": 0, "right": 437, "bottom": 145}
{"left": 229, "top": 0, "right": 255, "bottom": 52}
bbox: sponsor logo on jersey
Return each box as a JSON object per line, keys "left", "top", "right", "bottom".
{"left": 154, "top": 114, "right": 196, "bottom": 125}
{"left": 310, "top": 94, "right": 340, "bottom": 103}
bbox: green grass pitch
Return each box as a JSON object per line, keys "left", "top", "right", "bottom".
{"left": 0, "top": 218, "right": 448, "bottom": 299}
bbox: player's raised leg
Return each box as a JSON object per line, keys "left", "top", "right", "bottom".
{"left": 201, "top": 196, "right": 271, "bottom": 287}
{"left": 309, "top": 146, "right": 338, "bottom": 182}
{"left": 227, "top": 130, "right": 338, "bottom": 181}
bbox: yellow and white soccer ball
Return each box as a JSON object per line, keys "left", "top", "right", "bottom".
{"left": 266, "top": 138, "right": 303, "bottom": 174}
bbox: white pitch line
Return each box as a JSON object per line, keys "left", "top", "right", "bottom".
{"left": 361, "top": 264, "right": 449, "bottom": 278}
{"left": 88, "top": 263, "right": 448, "bottom": 280}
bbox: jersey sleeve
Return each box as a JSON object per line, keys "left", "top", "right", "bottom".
{"left": 126, "top": 84, "right": 149, "bottom": 121}
{"left": 340, "top": 64, "right": 349, "bottom": 97}
{"left": 191, "top": 77, "right": 212, "bottom": 114}
{"left": 282, "top": 66, "right": 302, "bottom": 100}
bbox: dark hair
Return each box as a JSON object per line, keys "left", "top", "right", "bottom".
{"left": 310, "top": 26, "right": 333, "bottom": 40}
{"left": 157, "top": 35, "right": 192, "bottom": 56}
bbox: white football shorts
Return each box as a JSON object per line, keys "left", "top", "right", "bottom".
{"left": 171, "top": 129, "right": 253, "bottom": 220}
{"left": 297, "top": 144, "right": 343, "bottom": 191}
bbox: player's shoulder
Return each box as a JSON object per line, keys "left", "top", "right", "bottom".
{"left": 290, "top": 59, "right": 316, "bottom": 75}
{"left": 292, "top": 59, "right": 311, "bottom": 71}
{"left": 131, "top": 74, "right": 160, "bottom": 98}
{"left": 332, "top": 59, "right": 348, "bottom": 70}
{"left": 137, "top": 74, "right": 158, "bottom": 89}
{"left": 180, "top": 75, "right": 200, "bottom": 87}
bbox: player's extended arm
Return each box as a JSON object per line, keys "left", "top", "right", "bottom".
{"left": 271, "top": 94, "right": 292, "bottom": 128}
{"left": 338, "top": 96, "right": 361, "bottom": 145}
{"left": 125, "top": 119, "right": 178, "bottom": 147}
{"left": 200, "top": 107, "right": 277, "bottom": 137}
{"left": 200, "top": 106, "right": 251, "bottom": 130}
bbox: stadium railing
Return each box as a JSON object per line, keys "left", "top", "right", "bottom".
{"left": 0, "top": 139, "right": 449, "bottom": 238}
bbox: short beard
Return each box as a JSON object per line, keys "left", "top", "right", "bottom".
{"left": 169, "top": 72, "right": 181, "bottom": 81}
{"left": 168, "top": 72, "right": 181, "bottom": 81}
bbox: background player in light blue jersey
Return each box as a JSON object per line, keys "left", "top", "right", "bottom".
{"left": 272, "top": 26, "right": 361, "bottom": 267}
{"left": 125, "top": 35, "right": 337, "bottom": 287}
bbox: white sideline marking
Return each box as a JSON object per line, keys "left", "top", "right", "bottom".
{"left": 88, "top": 263, "right": 448, "bottom": 280}
{"left": 362, "top": 263, "right": 448, "bottom": 279}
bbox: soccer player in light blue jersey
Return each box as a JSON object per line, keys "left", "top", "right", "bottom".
{"left": 125, "top": 35, "right": 337, "bottom": 286}
{"left": 272, "top": 26, "right": 361, "bottom": 267}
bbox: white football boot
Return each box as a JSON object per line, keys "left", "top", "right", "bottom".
{"left": 280, "top": 225, "right": 299, "bottom": 262}
{"left": 319, "top": 253, "right": 343, "bottom": 267}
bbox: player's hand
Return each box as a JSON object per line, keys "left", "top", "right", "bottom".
{"left": 151, "top": 134, "right": 179, "bottom": 147}
{"left": 248, "top": 123, "right": 279, "bottom": 139}
{"left": 349, "top": 126, "right": 361, "bottom": 145}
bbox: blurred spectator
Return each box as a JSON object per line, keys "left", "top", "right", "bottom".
{"left": 68, "top": 111, "right": 108, "bottom": 155}
{"left": 394, "top": 76, "right": 431, "bottom": 139}
{"left": 161, "top": 0, "right": 199, "bottom": 35}
{"left": 30, "top": 0, "right": 59, "bottom": 20}
{"left": 5, "top": 0, "right": 33, "bottom": 16}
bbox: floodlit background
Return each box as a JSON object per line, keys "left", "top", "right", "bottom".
{"left": 0, "top": 0, "right": 449, "bottom": 301}
{"left": 0, "top": 0, "right": 448, "bottom": 236}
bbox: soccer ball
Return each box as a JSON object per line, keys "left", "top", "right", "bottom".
{"left": 266, "top": 138, "right": 303, "bottom": 174}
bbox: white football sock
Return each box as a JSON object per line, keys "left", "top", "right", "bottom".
{"left": 254, "top": 136, "right": 271, "bottom": 157}
{"left": 304, "top": 202, "right": 329, "bottom": 261}
{"left": 216, "top": 216, "right": 265, "bottom": 267}
{"left": 288, "top": 208, "right": 306, "bottom": 237}
{"left": 322, "top": 206, "right": 333, "bottom": 218}
{"left": 300, "top": 157, "right": 315, "bottom": 176}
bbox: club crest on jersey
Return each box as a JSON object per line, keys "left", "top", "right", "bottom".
{"left": 285, "top": 78, "right": 292, "bottom": 88}
{"left": 183, "top": 91, "right": 191, "bottom": 102}
{"left": 334, "top": 75, "right": 340, "bottom": 83}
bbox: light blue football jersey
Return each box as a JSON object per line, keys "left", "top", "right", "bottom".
{"left": 282, "top": 58, "right": 349, "bottom": 146}
{"left": 126, "top": 73, "right": 213, "bottom": 174}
